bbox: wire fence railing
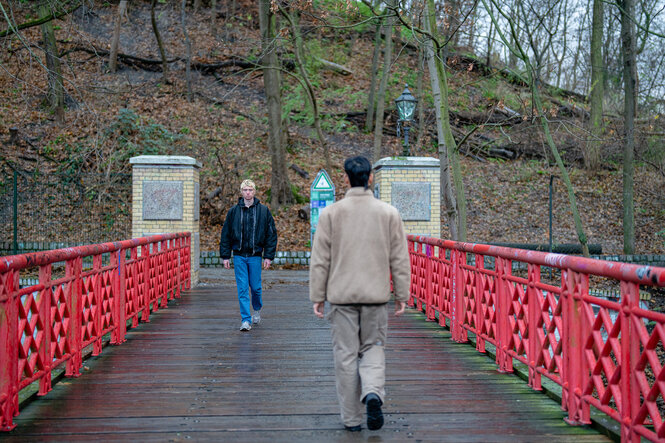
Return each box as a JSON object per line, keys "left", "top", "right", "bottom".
{"left": 0, "top": 171, "right": 132, "bottom": 254}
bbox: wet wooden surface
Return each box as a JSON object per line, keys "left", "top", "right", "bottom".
{"left": 5, "top": 270, "right": 610, "bottom": 442}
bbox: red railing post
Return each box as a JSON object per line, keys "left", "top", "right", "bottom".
{"left": 495, "top": 257, "right": 513, "bottom": 373}
{"left": 38, "top": 264, "right": 53, "bottom": 395}
{"left": 0, "top": 270, "right": 18, "bottom": 431}
{"left": 185, "top": 235, "right": 191, "bottom": 289}
{"left": 450, "top": 249, "right": 467, "bottom": 343}
{"left": 65, "top": 257, "right": 82, "bottom": 378}
{"left": 159, "top": 239, "right": 168, "bottom": 308}
{"left": 475, "top": 254, "right": 486, "bottom": 353}
{"left": 425, "top": 244, "right": 435, "bottom": 321}
{"left": 621, "top": 280, "right": 641, "bottom": 443}
{"left": 130, "top": 247, "right": 139, "bottom": 328}
{"left": 92, "top": 255, "right": 102, "bottom": 356}
{"left": 141, "top": 244, "right": 151, "bottom": 323}
{"left": 175, "top": 238, "right": 182, "bottom": 299}
{"left": 562, "top": 269, "right": 590, "bottom": 425}
{"left": 437, "top": 247, "right": 446, "bottom": 328}
{"left": 527, "top": 263, "right": 542, "bottom": 391}
{"left": 111, "top": 249, "right": 126, "bottom": 345}
{"left": 408, "top": 241, "right": 416, "bottom": 308}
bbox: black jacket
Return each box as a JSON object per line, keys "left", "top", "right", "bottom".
{"left": 219, "top": 197, "right": 277, "bottom": 260}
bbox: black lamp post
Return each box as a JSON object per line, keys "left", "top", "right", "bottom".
{"left": 395, "top": 84, "right": 417, "bottom": 156}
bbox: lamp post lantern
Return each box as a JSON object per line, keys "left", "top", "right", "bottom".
{"left": 395, "top": 84, "right": 417, "bottom": 156}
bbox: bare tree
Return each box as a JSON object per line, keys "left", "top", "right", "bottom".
{"left": 109, "top": 0, "right": 128, "bottom": 73}
{"left": 586, "top": 0, "right": 604, "bottom": 171}
{"left": 423, "top": 0, "right": 467, "bottom": 240}
{"left": 39, "top": 1, "right": 65, "bottom": 124}
{"left": 619, "top": 0, "right": 637, "bottom": 253}
{"left": 372, "top": 0, "right": 395, "bottom": 162}
{"left": 151, "top": 0, "right": 169, "bottom": 78}
{"left": 483, "top": 0, "right": 591, "bottom": 256}
{"left": 366, "top": 12, "right": 385, "bottom": 132}
{"left": 280, "top": 4, "right": 331, "bottom": 172}
{"left": 181, "top": 0, "right": 192, "bottom": 101}
{"left": 259, "top": 0, "right": 293, "bottom": 209}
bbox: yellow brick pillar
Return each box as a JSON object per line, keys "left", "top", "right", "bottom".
{"left": 130, "top": 156, "right": 201, "bottom": 286}
{"left": 373, "top": 157, "right": 440, "bottom": 239}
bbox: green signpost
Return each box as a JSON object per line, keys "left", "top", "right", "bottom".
{"left": 310, "top": 169, "right": 335, "bottom": 243}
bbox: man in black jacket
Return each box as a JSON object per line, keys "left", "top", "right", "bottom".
{"left": 220, "top": 179, "right": 278, "bottom": 331}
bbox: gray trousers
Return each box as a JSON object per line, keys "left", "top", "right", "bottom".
{"left": 328, "top": 303, "right": 388, "bottom": 427}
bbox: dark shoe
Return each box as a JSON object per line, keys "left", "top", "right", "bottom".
{"left": 364, "top": 393, "right": 384, "bottom": 430}
{"left": 344, "top": 425, "right": 362, "bottom": 432}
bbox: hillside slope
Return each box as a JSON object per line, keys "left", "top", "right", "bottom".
{"left": 0, "top": 1, "right": 663, "bottom": 255}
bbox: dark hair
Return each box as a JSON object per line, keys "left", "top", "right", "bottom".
{"left": 344, "top": 156, "right": 372, "bottom": 189}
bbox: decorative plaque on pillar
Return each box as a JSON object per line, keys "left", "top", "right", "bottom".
{"left": 143, "top": 181, "right": 184, "bottom": 220}
{"left": 391, "top": 182, "right": 431, "bottom": 221}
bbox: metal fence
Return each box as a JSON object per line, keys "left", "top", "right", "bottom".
{"left": 0, "top": 172, "right": 132, "bottom": 254}
{"left": 408, "top": 235, "right": 665, "bottom": 442}
{"left": 0, "top": 233, "right": 191, "bottom": 431}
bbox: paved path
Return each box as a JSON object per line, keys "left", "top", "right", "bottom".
{"left": 5, "top": 270, "right": 610, "bottom": 441}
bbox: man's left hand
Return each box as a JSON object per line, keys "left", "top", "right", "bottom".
{"left": 394, "top": 301, "right": 406, "bottom": 317}
{"left": 263, "top": 259, "right": 272, "bottom": 269}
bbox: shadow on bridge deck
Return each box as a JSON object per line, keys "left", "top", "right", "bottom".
{"left": 5, "top": 269, "right": 610, "bottom": 442}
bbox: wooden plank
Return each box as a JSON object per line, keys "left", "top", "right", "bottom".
{"left": 4, "top": 275, "right": 611, "bottom": 442}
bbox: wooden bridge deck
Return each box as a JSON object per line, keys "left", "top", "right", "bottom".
{"left": 4, "top": 270, "right": 611, "bottom": 442}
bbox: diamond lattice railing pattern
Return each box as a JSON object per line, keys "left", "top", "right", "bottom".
{"left": 0, "top": 233, "right": 190, "bottom": 432}
{"left": 408, "top": 235, "right": 665, "bottom": 442}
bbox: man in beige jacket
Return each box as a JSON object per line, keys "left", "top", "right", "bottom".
{"left": 309, "top": 156, "right": 411, "bottom": 432}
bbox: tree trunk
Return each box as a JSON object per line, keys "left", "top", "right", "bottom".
{"left": 372, "top": 0, "right": 395, "bottom": 162}
{"left": 210, "top": 0, "right": 217, "bottom": 37}
{"left": 151, "top": 0, "right": 169, "bottom": 78}
{"left": 194, "top": 0, "right": 202, "bottom": 11}
{"left": 226, "top": 0, "right": 236, "bottom": 41}
{"left": 109, "top": 0, "right": 128, "bottom": 73}
{"left": 39, "top": 1, "right": 65, "bottom": 124}
{"left": 281, "top": 6, "right": 331, "bottom": 172}
{"left": 508, "top": 0, "right": 519, "bottom": 70}
{"left": 586, "top": 0, "right": 603, "bottom": 171}
{"left": 366, "top": 15, "right": 384, "bottom": 132}
{"left": 415, "top": 44, "right": 426, "bottom": 150}
{"left": 181, "top": 0, "right": 192, "bottom": 101}
{"left": 485, "top": 0, "right": 494, "bottom": 66}
{"left": 424, "top": 0, "right": 467, "bottom": 241}
{"left": 259, "top": 0, "right": 293, "bottom": 210}
{"left": 620, "top": 0, "right": 636, "bottom": 254}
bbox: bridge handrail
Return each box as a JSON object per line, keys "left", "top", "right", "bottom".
{"left": 408, "top": 235, "right": 665, "bottom": 442}
{"left": 0, "top": 233, "right": 191, "bottom": 431}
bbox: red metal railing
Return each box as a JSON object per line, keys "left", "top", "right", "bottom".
{"left": 0, "top": 233, "right": 191, "bottom": 431}
{"left": 408, "top": 235, "right": 665, "bottom": 443}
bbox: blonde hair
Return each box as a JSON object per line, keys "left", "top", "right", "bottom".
{"left": 240, "top": 179, "right": 256, "bottom": 191}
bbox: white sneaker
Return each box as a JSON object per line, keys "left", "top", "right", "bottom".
{"left": 240, "top": 321, "right": 251, "bottom": 331}
{"left": 252, "top": 313, "right": 261, "bottom": 325}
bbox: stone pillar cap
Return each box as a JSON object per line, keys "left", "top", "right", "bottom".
{"left": 130, "top": 155, "right": 202, "bottom": 168}
{"left": 373, "top": 156, "right": 440, "bottom": 170}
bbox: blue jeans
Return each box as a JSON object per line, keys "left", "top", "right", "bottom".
{"left": 234, "top": 255, "right": 263, "bottom": 323}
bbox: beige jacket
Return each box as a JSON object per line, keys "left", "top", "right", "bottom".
{"left": 309, "top": 187, "right": 411, "bottom": 305}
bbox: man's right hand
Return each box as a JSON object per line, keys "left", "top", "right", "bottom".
{"left": 313, "top": 302, "right": 325, "bottom": 319}
{"left": 223, "top": 259, "right": 230, "bottom": 269}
